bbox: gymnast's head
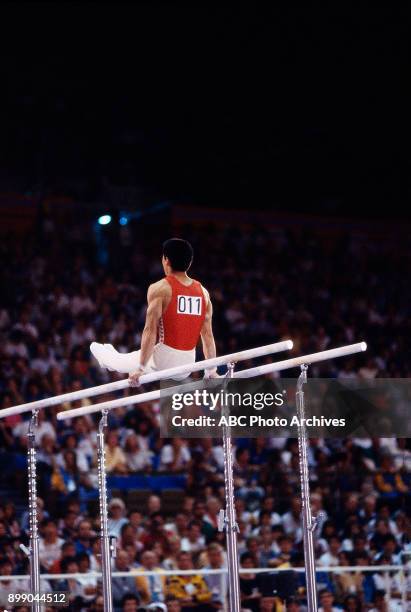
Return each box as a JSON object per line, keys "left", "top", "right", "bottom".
{"left": 162, "top": 238, "right": 194, "bottom": 274}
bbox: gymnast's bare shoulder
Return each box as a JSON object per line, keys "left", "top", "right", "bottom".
{"left": 147, "top": 278, "right": 172, "bottom": 311}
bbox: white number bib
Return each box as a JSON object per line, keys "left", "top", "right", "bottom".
{"left": 177, "top": 295, "right": 202, "bottom": 315}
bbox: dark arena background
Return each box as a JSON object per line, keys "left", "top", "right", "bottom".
{"left": 0, "top": 3, "right": 410, "bottom": 612}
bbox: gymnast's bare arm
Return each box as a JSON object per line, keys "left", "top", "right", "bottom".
{"left": 128, "top": 279, "right": 171, "bottom": 386}
{"left": 200, "top": 287, "right": 219, "bottom": 378}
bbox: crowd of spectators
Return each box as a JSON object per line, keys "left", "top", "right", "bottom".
{"left": 0, "top": 212, "right": 410, "bottom": 611}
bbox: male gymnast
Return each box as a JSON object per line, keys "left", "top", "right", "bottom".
{"left": 91, "top": 238, "right": 218, "bottom": 385}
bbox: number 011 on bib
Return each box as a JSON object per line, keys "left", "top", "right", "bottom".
{"left": 177, "top": 295, "right": 202, "bottom": 315}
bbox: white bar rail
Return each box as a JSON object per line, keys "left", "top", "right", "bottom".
{"left": 0, "top": 563, "right": 404, "bottom": 581}
{"left": 1, "top": 340, "right": 293, "bottom": 418}
{"left": 235, "top": 342, "right": 367, "bottom": 378}
{"left": 57, "top": 389, "right": 168, "bottom": 420}
{"left": 57, "top": 342, "right": 366, "bottom": 421}
{"left": 57, "top": 377, "right": 226, "bottom": 420}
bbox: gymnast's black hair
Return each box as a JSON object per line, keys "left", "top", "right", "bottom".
{"left": 162, "top": 238, "right": 193, "bottom": 272}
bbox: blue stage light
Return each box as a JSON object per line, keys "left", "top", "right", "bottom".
{"left": 119, "top": 216, "right": 128, "bottom": 226}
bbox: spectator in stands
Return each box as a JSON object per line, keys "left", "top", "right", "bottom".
{"left": 70, "top": 416, "right": 96, "bottom": 465}
{"left": 165, "top": 512, "right": 190, "bottom": 540}
{"left": 318, "top": 536, "right": 342, "bottom": 567}
{"left": 351, "top": 535, "right": 369, "bottom": 558}
{"left": 52, "top": 556, "right": 83, "bottom": 609}
{"left": 89, "top": 537, "right": 102, "bottom": 572}
{"left": 105, "top": 431, "right": 128, "bottom": 474}
{"left": 239, "top": 552, "right": 261, "bottom": 612}
{"left": 374, "top": 455, "right": 408, "bottom": 504}
{"left": 167, "top": 551, "right": 212, "bottom": 610}
{"left": 121, "top": 593, "right": 140, "bottom": 612}
{"left": 37, "top": 433, "right": 57, "bottom": 468}
{"left": 376, "top": 534, "right": 400, "bottom": 564}
{"left": 245, "top": 536, "right": 261, "bottom": 567}
{"left": 333, "top": 552, "right": 364, "bottom": 602}
{"left": 163, "top": 535, "right": 182, "bottom": 570}
{"left": 359, "top": 494, "right": 377, "bottom": 528}
{"left": 259, "top": 596, "right": 280, "bottom": 612}
{"left": 59, "top": 509, "right": 79, "bottom": 540}
{"left": 74, "top": 519, "right": 96, "bottom": 554}
{"left": 202, "top": 543, "right": 227, "bottom": 607}
{"left": 90, "top": 595, "right": 105, "bottom": 611}
{"left": 368, "top": 589, "right": 388, "bottom": 612}
{"left": 108, "top": 498, "right": 129, "bottom": 538}
{"left": 342, "top": 594, "right": 362, "bottom": 612}
{"left": 160, "top": 438, "right": 192, "bottom": 473}
{"left": 0, "top": 411, "right": 14, "bottom": 449}
{"left": 75, "top": 552, "right": 99, "bottom": 606}
{"left": 4, "top": 330, "right": 29, "bottom": 360}
{"left": 192, "top": 501, "right": 215, "bottom": 542}
{"left": 49, "top": 540, "right": 77, "bottom": 573}
{"left": 50, "top": 449, "right": 85, "bottom": 504}
{"left": 318, "top": 589, "right": 340, "bottom": 612}
{"left": 281, "top": 498, "right": 302, "bottom": 542}
{"left": 56, "top": 432, "right": 90, "bottom": 473}
{"left": 233, "top": 448, "right": 253, "bottom": 488}
{"left": 202, "top": 498, "right": 220, "bottom": 534}
{"left": 253, "top": 512, "right": 281, "bottom": 539}
{"left": 0, "top": 502, "right": 20, "bottom": 538}
{"left": 0, "top": 557, "right": 21, "bottom": 608}
{"left": 181, "top": 521, "right": 206, "bottom": 553}
{"left": 369, "top": 520, "right": 392, "bottom": 555}
{"left": 147, "top": 495, "right": 162, "bottom": 515}
{"left": 285, "top": 596, "right": 301, "bottom": 612}
{"left": 270, "top": 535, "right": 294, "bottom": 568}
{"left": 39, "top": 519, "right": 65, "bottom": 570}
{"left": 20, "top": 497, "right": 48, "bottom": 534}
{"left": 124, "top": 432, "right": 153, "bottom": 472}
{"left": 119, "top": 522, "right": 139, "bottom": 553}
{"left": 255, "top": 497, "right": 281, "bottom": 528}
{"left": 112, "top": 549, "right": 141, "bottom": 611}
{"left": 134, "top": 550, "right": 166, "bottom": 604}
{"left": 140, "top": 513, "right": 170, "bottom": 553}
{"left": 128, "top": 510, "right": 145, "bottom": 534}
{"left": 259, "top": 526, "right": 278, "bottom": 567}
{"left": 353, "top": 553, "right": 375, "bottom": 604}
{"left": 166, "top": 598, "right": 182, "bottom": 612}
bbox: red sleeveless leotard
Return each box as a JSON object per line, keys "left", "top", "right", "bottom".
{"left": 159, "top": 276, "right": 206, "bottom": 350}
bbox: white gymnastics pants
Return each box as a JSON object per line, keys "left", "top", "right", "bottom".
{"left": 90, "top": 342, "right": 196, "bottom": 381}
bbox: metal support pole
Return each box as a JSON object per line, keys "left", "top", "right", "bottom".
{"left": 97, "top": 409, "right": 114, "bottom": 612}
{"left": 218, "top": 363, "right": 241, "bottom": 612}
{"left": 296, "top": 365, "right": 318, "bottom": 612}
{"left": 27, "top": 410, "right": 41, "bottom": 612}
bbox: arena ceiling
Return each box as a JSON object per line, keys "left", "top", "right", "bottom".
{"left": 0, "top": 2, "right": 409, "bottom": 219}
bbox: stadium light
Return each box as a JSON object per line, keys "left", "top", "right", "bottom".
{"left": 98, "top": 214, "right": 112, "bottom": 226}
